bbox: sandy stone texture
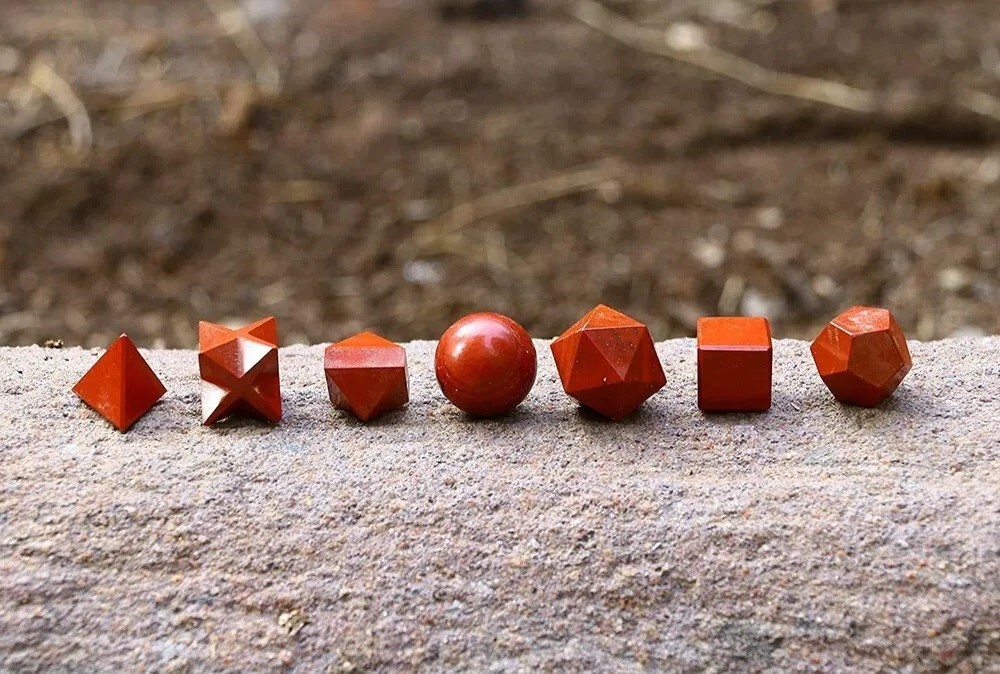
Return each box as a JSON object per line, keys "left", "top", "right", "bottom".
{"left": 1, "top": 338, "right": 998, "bottom": 672}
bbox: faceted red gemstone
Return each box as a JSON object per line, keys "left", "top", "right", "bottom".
{"left": 324, "top": 332, "right": 408, "bottom": 421}
{"left": 810, "top": 306, "right": 912, "bottom": 407}
{"left": 73, "top": 334, "right": 166, "bottom": 432}
{"left": 550, "top": 304, "right": 665, "bottom": 420}
{"left": 435, "top": 312, "right": 537, "bottom": 417}
{"left": 697, "top": 317, "right": 772, "bottom": 412}
{"left": 199, "top": 316, "right": 282, "bottom": 425}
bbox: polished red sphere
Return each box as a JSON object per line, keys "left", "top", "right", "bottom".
{"left": 435, "top": 312, "right": 537, "bottom": 417}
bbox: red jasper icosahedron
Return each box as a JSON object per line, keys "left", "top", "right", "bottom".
{"left": 697, "top": 317, "right": 773, "bottom": 412}
{"left": 810, "top": 306, "right": 912, "bottom": 407}
{"left": 550, "top": 304, "right": 666, "bottom": 420}
{"left": 324, "top": 332, "right": 408, "bottom": 421}
{"left": 73, "top": 334, "right": 166, "bottom": 431}
{"left": 199, "top": 316, "right": 282, "bottom": 425}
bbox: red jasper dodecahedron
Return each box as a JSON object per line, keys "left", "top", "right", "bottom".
{"left": 73, "top": 334, "right": 166, "bottom": 432}
{"left": 550, "top": 304, "right": 666, "bottom": 420}
{"left": 324, "top": 332, "right": 409, "bottom": 421}
{"left": 697, "top": 317, "right": 773, "bottom": 412}
{"left": 199, "top": 316, "right": 282, "bottom": 425}
{"left": 810, "top": 306, "right": 912, "bottom": 407}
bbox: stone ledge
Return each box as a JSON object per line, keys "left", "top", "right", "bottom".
{"left": 1, "top": 338, "right": 998, "bottom": 671}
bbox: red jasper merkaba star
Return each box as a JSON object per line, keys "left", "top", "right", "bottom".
{"left": 198, "top": 317, "right": 282, "bottom": 425}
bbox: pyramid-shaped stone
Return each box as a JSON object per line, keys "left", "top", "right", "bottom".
{"left": 73, "top": 334, "right": 166, "bottom": 432}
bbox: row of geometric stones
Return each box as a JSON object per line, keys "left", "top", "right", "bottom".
{"left": 73, "top": 305, "right": 912, "bottom": 432}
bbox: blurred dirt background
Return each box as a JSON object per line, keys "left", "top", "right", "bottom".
{"left": 0, "top": 0, "right": 998, "bottom": 348}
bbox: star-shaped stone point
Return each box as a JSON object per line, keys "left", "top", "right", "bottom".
{"left": 198, "top": 316, "right": 282, "bottom": 425}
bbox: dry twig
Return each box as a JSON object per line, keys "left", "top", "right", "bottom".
{"left": 414, "top": 160, "right": 623, "bottom": 251}
{"left": 114, "top": 82, "right": 204, "bottom": 120}
{"left": 27, "top": 59, "right": 93, "bottom": 153}
{"left": 957, "top": 89, "right": 1000, "bottom": 123}
{"left": 571, "top": 0, "right": 876, "bottom": 113}
{"left": 203, "top": 0, "right": 281, "bottom": 97}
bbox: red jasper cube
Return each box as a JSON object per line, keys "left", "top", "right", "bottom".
{"left": 697, "top": 317, "right": 772, "bottom": 412}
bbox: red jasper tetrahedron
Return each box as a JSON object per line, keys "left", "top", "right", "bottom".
{"left": 73, "top": 334, "right": 166, "bottom": 432}
{"left": 324, "top": 332, "right": 409, "bottom": 421}
{"left": 550, "top": 304, "right": 666, "bottom": 420}
{"left": 199, "top": 316, "right": 282, "bottom": 425}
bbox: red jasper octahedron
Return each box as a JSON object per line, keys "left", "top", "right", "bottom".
{"left": 199, "top": 316, "right": 282, "bottom": 425}
{"left": 551, "top": 304, "right": 666, "bottom": 420}
{"left": 697, "top": 317, "right": 773, "bottom": 412}
{"left": 73, "top": 334, "right": 166, "bottom": 432}
{"left": 324, "top": 332, "right": 409, "bottom": 421}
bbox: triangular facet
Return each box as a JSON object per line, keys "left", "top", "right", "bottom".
{"left": 328, "top": 367, "right": 397, "bottom": 420}
{"left": 582, "top": 325, "right": 645, "bottom": 380}
{"left": 550, "top": 330, "right": 582, "bottom": 385}
{"left": 199, "top": 321, "right": 236, "bottom": 352}
{"left": 249, "top": 372, "right": 283, "bottom": 422}
{"left": 573, "top": 380, "right": 661, "bottom": 420}
{"left": 242, "top": 316, "right": 278, "bottom": 346}
{"left": 337, "top": 331, "right": 396, "bottom": 349}
{"left": 623, "top": 331, "right": 666, "bottom": 388}
{"left": 555, "top": 304, "right": 642, "bottom": 340}
{"left": 201, "top": 340, "right": 243, "bottom": 378}
{"left": 581, "top": 304, "right": 643, "bottom": 330}
{"left": 237, "top": 337, "right": 275, "bottom": 373}
{"left": 373, "top": 368, "right": 409, "bottom": 413}
{"left": 73, "top": 335, "right": 127, "bottom": 429}
{"left": 564, "top": 333, "right": 621, "bottom": 393}
{"left": 202, "top": 380, "right": 234, "bottom": 425}
{"left": 120, "top": 338, "right": 166, "bottom": 429}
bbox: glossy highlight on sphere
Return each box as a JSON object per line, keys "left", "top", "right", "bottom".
{"left": 435, "top": 312, "right": 537, "bottom": 417}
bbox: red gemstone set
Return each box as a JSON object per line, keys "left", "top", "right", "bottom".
{"left": 73, "top": 304, "right": 914, "bottom": 431}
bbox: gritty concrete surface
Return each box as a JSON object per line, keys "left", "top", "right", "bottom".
{"left": 1, "top": 338, "right": 998, "bottom": 673}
